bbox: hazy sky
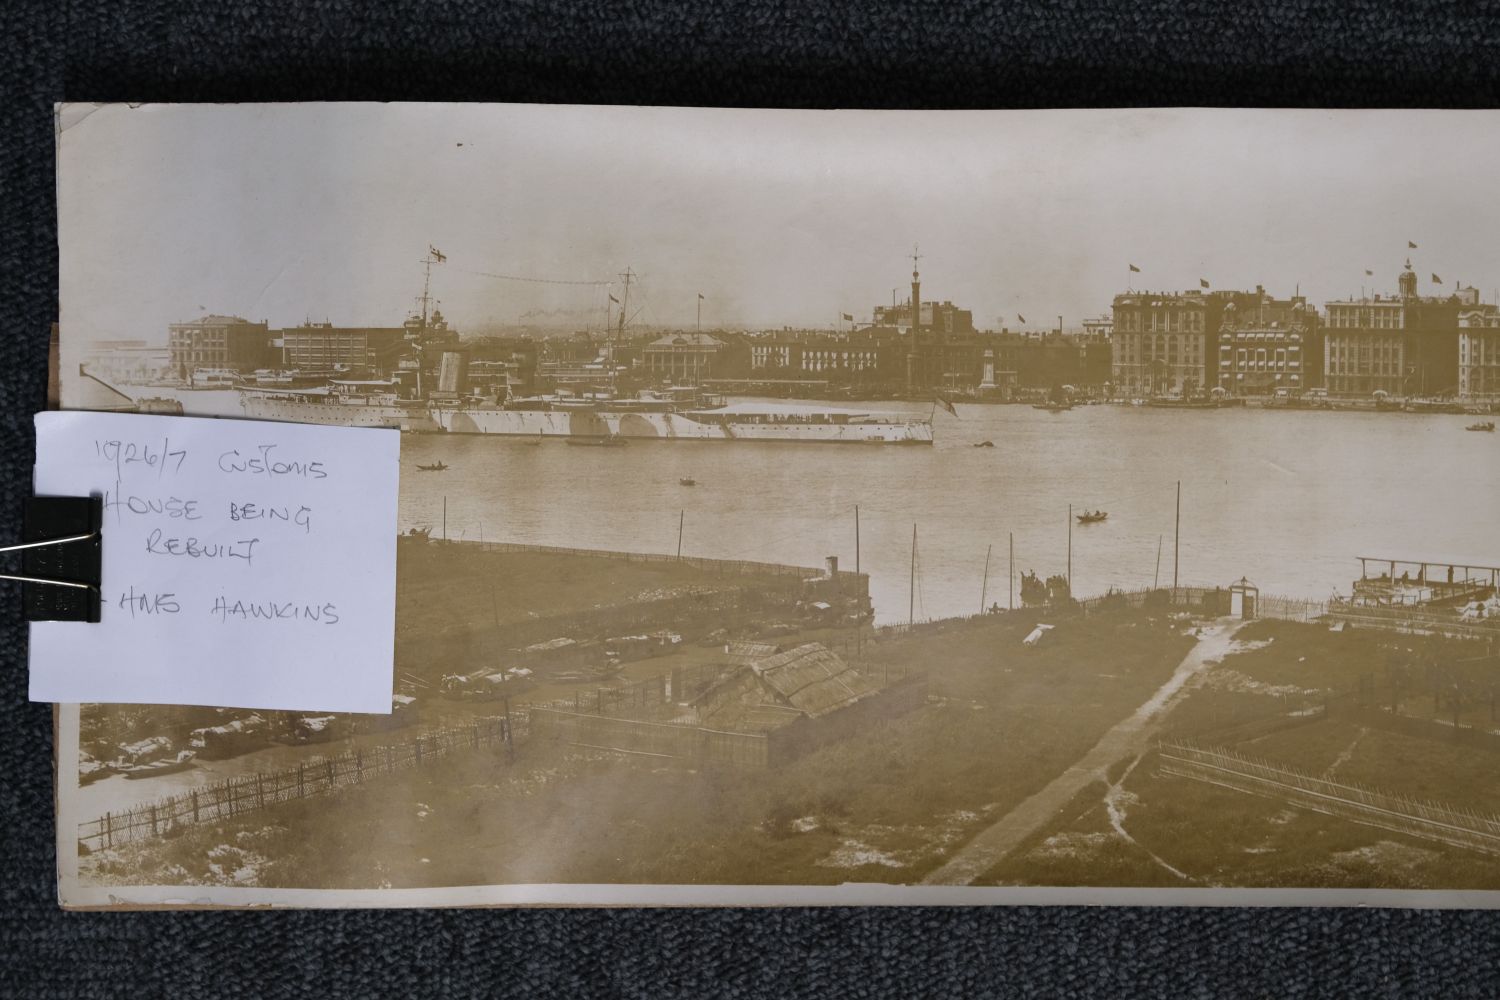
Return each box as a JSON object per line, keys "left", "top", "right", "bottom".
{"left": 58, "top": 103, "right": 1500, "bottom": 343}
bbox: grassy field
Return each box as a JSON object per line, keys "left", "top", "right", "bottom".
{"left": 82, "top": 606, "right": 1198, "bottom": 889}
{"left": 982, "top": 618, "right": 1500, "bottom": 890}
{"left": 397, "top": 543, "right": 802, "bottom": 639}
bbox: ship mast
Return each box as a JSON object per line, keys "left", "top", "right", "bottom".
{"left": 614, "top": 265, "right": 634, "bottom": 391}
{"left": 410, "top": 246, "right": 445, "bottom": 397}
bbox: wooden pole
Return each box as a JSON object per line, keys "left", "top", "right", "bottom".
{"left": 1009, "top": 532, "right": 1014, "bottom": 610}
{"left": 1173, "top": 480, "right": 1181, "bottom": 591}
{"left": 980, "top": 543, "right": 992, "bottom": 615}
{"left": 677, "top": 509, "right": 684, "bottom": 559}
{"left": 442, "top": 496, "right": 447, "bottom": 542}
{"left": 855, "top": 505, "right": 861, "bottom": 576}
{"left": 504, "top": 696, "right": 515, "bottom": 763}
{"left": 1155, "top": 534, "right": 1163, "bottom": 590}
{"left": 909, "top": 523, "right": 917, "bottom": 624}
{"left": 1067, "top": 504, "right": 1073, "bottom": 592}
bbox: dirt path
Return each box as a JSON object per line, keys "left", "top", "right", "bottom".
{"left": 920, "top": 617, "right": 1247, "bottom": 886}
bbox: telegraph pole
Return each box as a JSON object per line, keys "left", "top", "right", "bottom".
{"left": 980, "top": 544, "right": 992, "bottom": 615}
{"left": 1173, "top": 480, "right": 1181, "bottom": 591}
{"left": 854, "top": 505, "right": 861, "bottom": 576}
{"left": 909, "top": 524, "right": 917, "bottom": 625}
{"left": 1067, "top": 504, "right": 1073, "bottom": 592}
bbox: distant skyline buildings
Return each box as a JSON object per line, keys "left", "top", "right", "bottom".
{"left": 152, "top": 249, "right": 1499, "bottom": 344}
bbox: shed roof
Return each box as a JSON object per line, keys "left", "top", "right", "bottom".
{"left": 750, "top": 642, "right": 883, "bottom": 718}
{"left": 726, "top": 639, "right": 783, "bottom": 659}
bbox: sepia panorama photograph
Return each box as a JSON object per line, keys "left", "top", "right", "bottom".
{"left": 52, "top": 103, "right": 1500, "bottom": 907}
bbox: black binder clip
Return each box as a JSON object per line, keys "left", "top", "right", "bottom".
{"left": 1, "top": 495, "right": 102, "bottom": 623}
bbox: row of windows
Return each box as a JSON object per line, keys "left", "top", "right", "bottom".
{"left": 1225, "top": 349, "right": 1300, "bottom": 368}
{"left": 1326, "top": 309, "right": 1403, "bottom": 329}
{"left": 1327, "top": 360, "right": 1400, "bottom": 375}
{"left": 1114, "top": 311, "right": 1206, "bottom": 334}
{"left": 1460, "top": 335, "right": 1500, "bottom": 364}
{"left": 1220, "top": 331, "right": 1304, "bottom": 342}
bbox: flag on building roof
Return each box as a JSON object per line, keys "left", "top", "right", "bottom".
{"left": 1364, "top": 269, "right": 1373, "bottom": 276}
{"left": 1200, "top": 278, "right": 1210, "bottom": 288}
{"left": 698, "top": 293, "right": 705, "bottom": 300}
{"left": 1409, "top": 241, "right": 1418, "bottom": 249}
{"left": 934, "top": 393, "right": 958, "bottom": 417}
{"left": 1432, "top": 273, "right": 1443, "bottom": 283}
{"left": 1018, "top": 314, "right": 1026, "bottom": 323}
{"left": 842, "top": 312, "right": 854, "bottom": 321}
{"left": 1128, "top": 264, "right": 1141, "bottom": 273}
{"left": 429, "top": 246, "right": 446, "bottom": 262}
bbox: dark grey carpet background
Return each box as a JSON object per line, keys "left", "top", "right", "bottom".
{"left": 5, "top": 1, "right": 1500, "bottom": 996}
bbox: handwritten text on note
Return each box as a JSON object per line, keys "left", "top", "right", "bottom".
{"left": 29, "top": 411, "right": 400, "bottom": 713}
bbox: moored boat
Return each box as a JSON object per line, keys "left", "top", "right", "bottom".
{"left": 121, "top": 749, "right": 197, "bottom": 780}
{"left": 434, "top": 398, "right": 934, "bottom": 444}
{"left": 240, "top": 380, "right": 442, "bottom": 432}
{"left": 1145, "top": 396, "right": 1217, "bottom": 409}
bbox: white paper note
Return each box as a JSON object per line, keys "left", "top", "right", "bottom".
{"left": 28, "top": 411, "right": 401, "bottom": 713}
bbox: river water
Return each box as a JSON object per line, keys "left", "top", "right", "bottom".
{"left": 142, "top": 388, "right": 1498, "bottom": 625}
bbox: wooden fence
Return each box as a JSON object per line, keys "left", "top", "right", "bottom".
{"left": 79, "top": 717, "right": 516, "bottom": 853}
{"left": 529, "top": 662, "right": 735, "bottom": 719}
{"left": 1156, "top": 741, "right": 1500, "bottom": 856}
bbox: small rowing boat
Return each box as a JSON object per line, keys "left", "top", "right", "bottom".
{"left": 120, "top": 750, "right": 197, "bottom": 780}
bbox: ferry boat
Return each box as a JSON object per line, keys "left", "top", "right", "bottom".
{"left": 187, "top": 367, "right": 241, "bottom": 389}
{"left": 240, "top": 379, "right": 442, "bottom": 432}
{"left": 430, "top": 397, "right": 934, "bottom": 444}
{"left": 1144, "top": 395, "right": 1218, "bottom": 409}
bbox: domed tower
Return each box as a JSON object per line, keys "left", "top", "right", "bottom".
{"left": 1398, "top": 259, "right": 1418, "bottom": 299}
